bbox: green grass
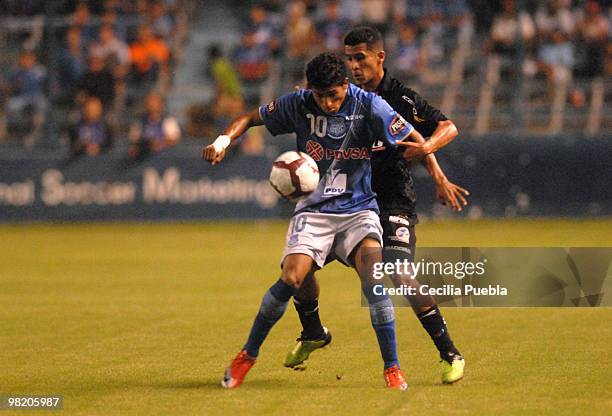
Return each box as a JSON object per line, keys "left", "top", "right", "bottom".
{"left": 1, "top": 219, "right": 611, "bottom": 415}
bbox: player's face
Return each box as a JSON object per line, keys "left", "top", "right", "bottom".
{"left": 311, "top": 80, "right": 348, "bottom": 114}
{"left": 344, "top": 43, "right": 384, "bottom": 89}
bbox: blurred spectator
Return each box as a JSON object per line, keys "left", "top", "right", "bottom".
{"left": 339, "top": 0, "right": 362, "bottom": 24}
{"left": 70, "top": 2, "right": 97, "bottom": 45}
{"left": 135, "top": 0, "right": 149, "bottom": 16}
{"left": 316, "top": 0, "right": 351, "bottom": 52}
{"left": 487, "top": 0, "right": 535, "bottom": 58}
{"left": 259, "top": 0, "right": 285, "bottom": 29}
{"left": 208, "top": 45, "right": 245, "bottom": 117}
{"left": 442, "top": 0, "right": 473, "bottom": 40}
{"left": 419, "top": 6, "right": 447, "bottom": 70}
{"left": 148, "top": 1, "right": 176, "bottom": 40}
{"left": 244, "top": 4, "right": 281, "bottom": 55}
{"left": 534, "top": 0, "right": 576, "bottom": 39}
{"left": 209, "top": 45, "right": 243, "bottom": 99}
{"left": 128, "top": 93, "right": 180, "bottom": 160}
{"left": 393, "top": 23, "right": 423, "bottom": 81}
{"left": 360, "top": 0, "right": 391, "bottom": 36}
{"left": 58, "top": 26, "right": 88, "bottom": 99}
{"left": 284, "top": 1, "right": 316, "bottom": 83}
{"left": 91, "top": 24, "right": 131, "bottom": 80}
{"left": 77, "top": 55, "right": 116, "bottom": 112}
{"left": 102, "top": 0, "right": 129, "bottom": 16}
{"left": 207, "top": 45, "right": 245, "bottom": 131}
{"left": 0, "top": 50, "right": 47, "bottom": 146}
{"left": 576, "top": 1, "right": 609, "bottom": 78}
{"left": 233, "top": 32, "right": 272, "bottom": 83}
{"left": 403, "top": 0, "right": 429, "bottom": 27}
{"left": 537, "top": 29, "right": 575, "bottom": 83}
{"left": 69, "top": 96, "right": 113, "bottom": 156}
{"left": 129, "top": 25, "right": 171, "bottom": 85}
{"left": 100, "top": 7, "right": 128, "bottom": 41}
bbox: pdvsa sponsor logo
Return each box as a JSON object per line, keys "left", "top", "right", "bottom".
{"left": 324, "top": 147, "right": 370, "bottom": 160}
{"left": 389, "top": 115, "right": 409, "bottom": 136}
{"left": 306, "top": 140, "right": 324, "bottom": 161}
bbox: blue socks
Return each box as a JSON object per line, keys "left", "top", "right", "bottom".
{"left": 242, "top": 279, "right": 400, "bottom": 371}
{"left": 363, "top": 286, "right": 399, "bottom": 369}
{"left": 243, "top": 279, "right": 296, "bottom": 357}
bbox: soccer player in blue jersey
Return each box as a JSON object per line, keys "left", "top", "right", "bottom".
{"left": 203, "top": 52, "right": 426, "bottom": 390}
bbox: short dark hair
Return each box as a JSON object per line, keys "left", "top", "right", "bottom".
{"left": 306, "top": 52, "right": 347, "bottom": 90}
{"left": 344, "top": 26, "right": 383, "bottom": 50}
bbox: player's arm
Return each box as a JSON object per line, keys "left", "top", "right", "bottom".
{"left": 398, "top": 87, "right": 459, "bottom": 160}
{"left": 373, "top": 94, "right": 466, "bottom": 210}
{"left": 202, "top": 108, "right": 263, "bottom": 165}
{"left": 406, "top": 125, "right": 469, "bottom": 211}
{"left": 401, "top": 119, "right": 458, "bottom": 160}
{"left": 394, "top": 88, "right": 468, "bottom": 210}
{"left": 423, "top": 152, "right": 470, "bottom": 211}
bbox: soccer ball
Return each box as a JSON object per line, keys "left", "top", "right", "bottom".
{"left": 269, "top": 151, "right": 319, "bottom": 201}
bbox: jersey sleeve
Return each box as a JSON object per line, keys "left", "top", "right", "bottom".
{"left": 397, "top": 87, "right": 447, "bottom": 137}
{"left": 370, "top": 94, "right": 414, "bottom": 148}
{"left": 258, "top": 92, "right": 298, "bottom": 136}
{"left": 410, "top": 88, "right": 447, "bottom": 122}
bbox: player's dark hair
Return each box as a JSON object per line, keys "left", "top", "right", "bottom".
{"left": 305, "top": 52, "right": 347, "bottom": 90}
{"left": 344, "top": 26, "right": 383, "bottom": 50}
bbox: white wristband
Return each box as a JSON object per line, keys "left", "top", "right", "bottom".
{"left": 212, "top": 135, "right": 231, "bottom": 152}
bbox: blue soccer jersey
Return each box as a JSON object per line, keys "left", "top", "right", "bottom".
{"left": 259, "top": 83, "right": 413, "bottom": 215}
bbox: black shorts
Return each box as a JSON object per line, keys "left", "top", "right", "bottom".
{"left": 380, "top": 213, "right": 416, "bottom": 262}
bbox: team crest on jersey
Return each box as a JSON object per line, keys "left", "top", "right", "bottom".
{"left": 327, "top": 117, "right": 347, "bottom": 139}
{"left": 266, "top": 100, "right": 277, "bottom": 113}
{"left": 389, "top": 115, "right": 408, "bottom": 136}
{"left": 306, "top": 140, "right": 324, "bottom": 161}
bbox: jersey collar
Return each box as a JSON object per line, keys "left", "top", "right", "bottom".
{"left": 375, "top": 68, "right": 393, "bottom": 96}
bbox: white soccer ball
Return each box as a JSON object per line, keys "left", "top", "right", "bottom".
{"left": 269, "top": 151, "right": 319, "bottom": 201}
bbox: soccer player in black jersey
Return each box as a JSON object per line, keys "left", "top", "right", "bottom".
{"left": 285, "top": 27, "right": 467, "bottom": 384}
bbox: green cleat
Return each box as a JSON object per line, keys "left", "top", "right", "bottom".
{"left": 441, "top": 354, "right": 465, "bottom": 384}
{"left": 284, "top": 327, "right": 332, "bottom": 369}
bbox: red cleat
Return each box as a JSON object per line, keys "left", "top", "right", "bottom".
{"left": 221, "top": 350, "right": 256, "bottom": 389}
{"left": 383, "top": 365, "right": 408, "bottom": 390}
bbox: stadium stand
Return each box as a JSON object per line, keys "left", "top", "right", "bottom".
{"left": 0, "top": 0, "right": 191, "bottom": 149}
{"left": 0, "top": 0, "right": 609, "bottom": 152}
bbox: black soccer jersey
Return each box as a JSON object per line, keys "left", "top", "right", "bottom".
{"left": 371, "top": 70, "right": 448, "bottom": 222}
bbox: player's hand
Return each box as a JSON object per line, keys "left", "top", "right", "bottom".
{"left": 397, "top": 140, "right": 432, "bottom": 161}
{"left": 202, "top": 144, "right": 226, "bottom": 165}
{"left": 435, "top": 179, "right": 470, "bottom": 212}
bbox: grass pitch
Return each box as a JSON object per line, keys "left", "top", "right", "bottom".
{"left": 1, "top": 219, "right": 611, "bottom": 415}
